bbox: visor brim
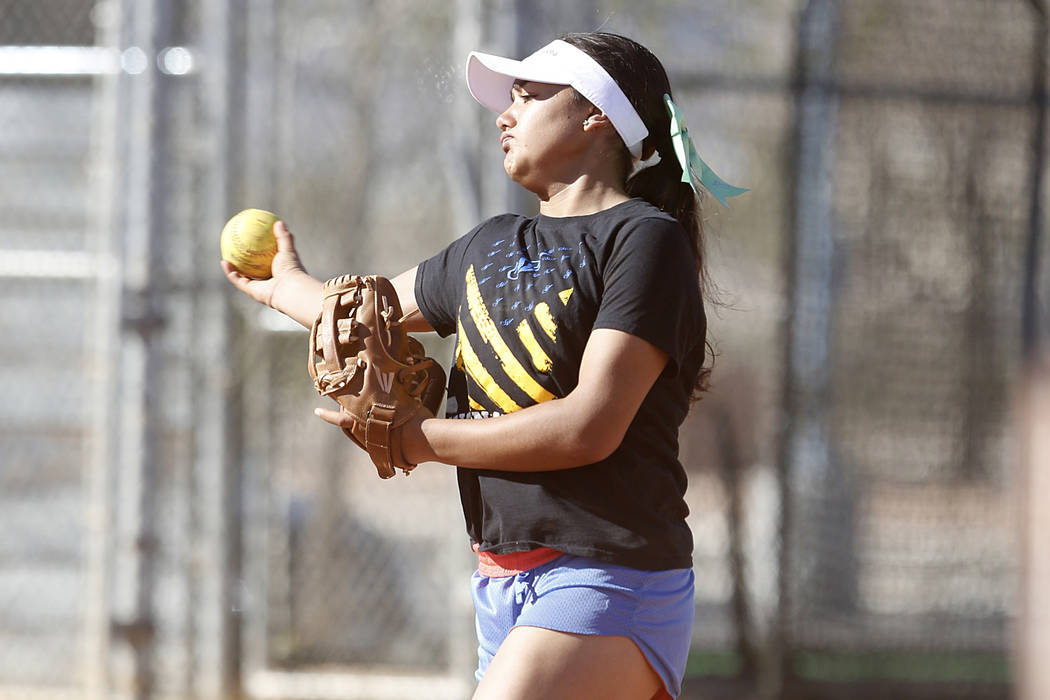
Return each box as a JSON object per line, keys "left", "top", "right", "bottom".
{"left": 466, "top": 51, "right": 570, "bottom": 113}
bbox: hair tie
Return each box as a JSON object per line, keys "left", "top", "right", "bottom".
{"left": 628, "top": 149, "right": 662, "bottom": 180}
{"left": 664, "top": 94, "right": 748, "bottom": 207}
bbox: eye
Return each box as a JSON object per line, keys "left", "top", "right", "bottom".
{"left": 510, "top": 85, "right": 536, "bottom": 104}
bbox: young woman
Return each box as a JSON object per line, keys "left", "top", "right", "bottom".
{"left": 224, "top": 32, "right": 743, "bottom": 700}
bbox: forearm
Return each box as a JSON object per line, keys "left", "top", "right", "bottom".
{"left": 269, "top": 271, "right": 324, "bottom": 328}
{"left": 224, "top": 221, "right": 428, "bottom": 332}
{"left": 411, "top": 394, "right": 615, "bottom": 471}
{"left": 402, "top": 330, "right": 669, "bottom": 471}
{"left": 314, "top": 331, "right": 664, "bottom": 470}
{"left": 271, "top": 267, "right": 430, "bottom": 332}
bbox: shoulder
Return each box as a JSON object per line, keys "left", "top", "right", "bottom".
{"left": 432, "top": 213, "right": 530, "bottom": 261}
{"left": 586, "top": 199, "right": 687, "bottom": 243}
{"left": 599, "top": 198, "right": 680, "bottom": 227}
{"left": 454, "top": 213, "right": 531, "bottom": 250}
{"left": 478, "top": 212, "right": 530, "bottom": 232}
{"left": 602, "top": 200, "right": 692, "bottom": 259}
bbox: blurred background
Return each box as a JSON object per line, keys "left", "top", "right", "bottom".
{"left": 1, "top": 0, "right": 1047, "bottom": 698}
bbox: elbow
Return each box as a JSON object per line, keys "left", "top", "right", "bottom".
{"left": 586, "top": 440, "right": 620, "bottom": 465}
{"left": 554, "top": 394, "right": 629, "bottom": 466}
{"left": 567, "top": 421, "right": 624, "bottom": 466}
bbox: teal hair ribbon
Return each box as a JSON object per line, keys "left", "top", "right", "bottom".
{"left": 664, "top": 94, "right": 748, "bottom": 207}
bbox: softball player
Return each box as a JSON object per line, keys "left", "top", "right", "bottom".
{"left": 225, "top": 31, "right": 744, "bottom": 700}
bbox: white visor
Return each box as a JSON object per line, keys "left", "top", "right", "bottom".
{"left": 466, "top": 39, "right": 648, "bottom": 159}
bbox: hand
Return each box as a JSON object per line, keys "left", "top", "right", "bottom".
{"left": 313, "top": 406, "right": 349, "bottom": 429}
{"left": 313, "top": 407, "right": 436, "bottom": 466}
{"left": 221, "top": 220, "right": 309, "bottom": 309}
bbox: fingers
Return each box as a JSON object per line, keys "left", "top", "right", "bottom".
{"left": 221, "top": 259, "right": 253, "bottom": 293}
{"left": 274, "top": 220, "right": 295, "bottom": 251}
{"left": 314, "top": 406, "right": 351, "bottom": 428}
{"left": 221, "top": 258, "right": 275, "bottom": 306}
{"left": 271, "top": 220, "right": 308, "bottom": 279}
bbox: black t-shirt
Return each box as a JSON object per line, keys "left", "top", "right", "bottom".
{"left": 415, "top": 198, "right": 705, "bottom": 570}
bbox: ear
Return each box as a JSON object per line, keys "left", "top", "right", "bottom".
{"left": 582, "top": 111, "right": 612, "bottom": 132}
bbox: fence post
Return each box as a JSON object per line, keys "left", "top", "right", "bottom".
{"left": 773, "top": 0, "right": 845, "bottom": 695}
{"left": 84, "top": 0, "right": 123, "bottom": 696}
{"left": 195, "top": 0, "right": 242, "bottom": 696}
{"left": 1022, "top": 2, "right": 1047, "bottom": 358}
{"left": 105, "top": 0, "right": 180, "bottom": 696}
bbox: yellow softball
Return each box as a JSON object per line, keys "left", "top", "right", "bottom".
{"left": 220, "top": 208, "right": 280, "bottom": 279}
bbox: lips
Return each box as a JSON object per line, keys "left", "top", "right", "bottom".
{"left": 500, "top": 133, "right": 513, "bottom": 151}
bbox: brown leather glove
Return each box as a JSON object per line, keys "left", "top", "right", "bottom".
{"left": 309, "top": 274, "right": 446, "bottom": 478}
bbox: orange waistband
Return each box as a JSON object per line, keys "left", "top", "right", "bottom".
{"left": 472, "top": 543, "right": 562, "bottom": 578}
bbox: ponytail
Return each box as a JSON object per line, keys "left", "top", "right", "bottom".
{"left": 625, "top": 146, "right": 705, "bottom": 274}
{"left": 561, "top": 32, "right": 713, "bottom": 397}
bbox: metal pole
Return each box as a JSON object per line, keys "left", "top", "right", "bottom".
{"left": 82, "top": 0, "right": 125, "bottom": 695}
{"left": 105, "top": 0, "right": 176, "bottom": 696}
{"left": 240, "top": 0, "right": 279, "bottom": 685}
{"left": 444, "top": 0, "right": 484, "bottom": 233}
{"left": 1023, "top": 3, "right": 1048, "bottom": 358}
{"left": 772, "top": 0, "right": 843, "bottom": 695}
{"left": 195, "top": 0, "right": 241, "bottom": 696}
{"left": 1020, "top": 8, "right": 1049, "bottom": 697}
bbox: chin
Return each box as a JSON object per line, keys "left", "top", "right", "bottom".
{"left": 503, "top": 160, "right": 543, "bottom": 196}
{"left": 503, "top": 160, "right": 525, "bottom": 184}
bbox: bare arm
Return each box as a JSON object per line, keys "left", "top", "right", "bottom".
{"left": 315, "top": 327, "right": 669, "bottom": 470}
{"left": 222, "top": 221, "right": 434, "bottom": 333}
{"left": 390, "top": 266, "right": 435, "bottom": 334}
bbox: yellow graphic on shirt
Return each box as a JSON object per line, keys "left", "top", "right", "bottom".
{"left": 465, "top": 264, "right": 556, "bottom": 406}
{"left": 534, "top": 302, "right": 557, "bottom": 341}
{"left": 453, "top": 333, "right": 465, "bottom": 371}
{"left": 457, "top": 318, "right": 521, "bottom": 413}
{"left": 453, "top": 327, "right": 483, "bottom": 409}
{"left": 517, "top": 287, "right": 572, "bottom": 371}
{"left": 516, "top": 318, "right": 553, "bottom": 373}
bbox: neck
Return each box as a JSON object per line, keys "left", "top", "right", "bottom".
{"left": 537, "top": 176, "right": 630, "bottom": 218}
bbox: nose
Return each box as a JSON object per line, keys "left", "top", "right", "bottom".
{"left": 496, "top": 105, "right": 515, "bottom": 131}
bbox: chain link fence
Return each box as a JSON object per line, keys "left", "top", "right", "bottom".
{"left": 0, "top": 0, "right": 102, "bottom": 693}
{"left": 0, "top": 0, "right": 1045, "bottom": 698}
{"left": 773, "top": 1, "right": 1044, "bottom": 696}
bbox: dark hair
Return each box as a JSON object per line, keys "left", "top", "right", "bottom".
{"left": 560, "top": 32, "right": 713, "bottom": 397}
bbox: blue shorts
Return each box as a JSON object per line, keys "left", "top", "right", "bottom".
{"left": 471, "top": 553, "right": 695, "bottom": 697}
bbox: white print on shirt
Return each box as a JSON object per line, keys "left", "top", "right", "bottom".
{"left": 449, "top": 410, "right": 504, "bottom": 420}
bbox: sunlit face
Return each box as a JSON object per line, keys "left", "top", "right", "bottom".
{"left": 495, "top": 81, "right": 595, "bottom": 194}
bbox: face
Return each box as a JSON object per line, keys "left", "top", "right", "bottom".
{"left": 495, "top": 81, "right": 596, "bottom": 193}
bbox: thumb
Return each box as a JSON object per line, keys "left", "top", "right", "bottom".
{"left": 274, "top": 220, "right": 296, "bottom": 251}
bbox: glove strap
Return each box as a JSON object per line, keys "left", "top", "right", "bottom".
{"left": 365, "top": 403, "right": 399, "bottom": 478}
